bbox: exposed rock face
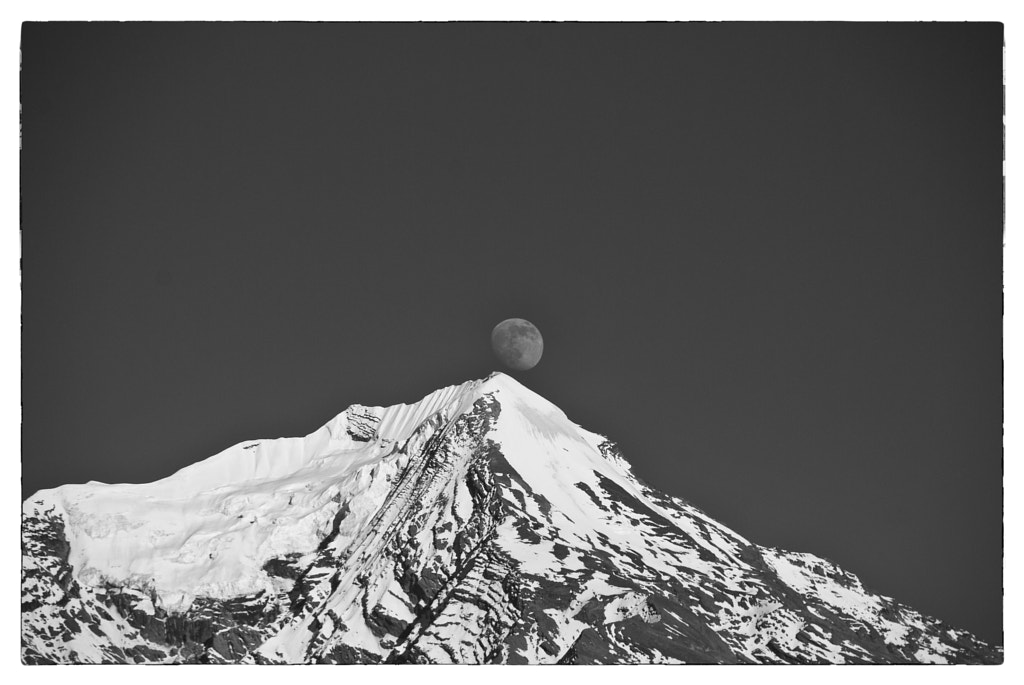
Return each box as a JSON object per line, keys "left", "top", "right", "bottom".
{"left": 342, "top": 406, "right": 380, "bottom": 443}
{"left": 21, "top": 374, "right": 1002, "bottom": 664}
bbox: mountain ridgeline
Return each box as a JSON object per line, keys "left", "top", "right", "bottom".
{"left": 21, "top": 374, "right": 1002, "bottom": 664}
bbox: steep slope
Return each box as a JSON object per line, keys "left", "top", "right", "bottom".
{"left": 22, "top": 373, "right": 1002, "bottom": 664}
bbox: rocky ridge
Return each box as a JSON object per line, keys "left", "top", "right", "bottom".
{"left": 21, "top": 373, "right": 1002, "bottom": 664}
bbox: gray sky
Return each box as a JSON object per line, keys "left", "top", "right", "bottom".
{"left": 21, "top": 22, "right": 1002, "bottom": 644}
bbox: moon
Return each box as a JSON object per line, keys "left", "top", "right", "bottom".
{"left": 491, "top": 318, "right": 543, "bottom": 371}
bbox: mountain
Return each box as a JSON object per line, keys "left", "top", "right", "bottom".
{"left": 21, "top": 373, "right": 1001, "bottom": 664}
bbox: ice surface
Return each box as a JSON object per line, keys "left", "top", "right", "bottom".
{"left": 21, "top": 373, "right": 1001, "bottom": 665}
{"left": 23, "top": 378, "right": 488, "bottom": 611}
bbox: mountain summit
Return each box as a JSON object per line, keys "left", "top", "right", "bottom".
{"left": 22, "top": 373, "right": 1001, "bottom": 664}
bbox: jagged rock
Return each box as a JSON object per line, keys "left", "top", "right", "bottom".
{"left": 262, "top": 554, "right": 304, "bottom": 580}
{"left": 21, "top": 374, "right": 1002, "bottom": 664}
{"left": 344, "top": 406, "right": 380, "bottom": 442}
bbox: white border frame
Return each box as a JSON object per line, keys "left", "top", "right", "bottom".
{"left": 2, "top": 3, "right": 1017, "bottom": 684}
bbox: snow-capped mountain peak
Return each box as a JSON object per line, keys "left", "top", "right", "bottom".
{"left": 22, "top": 375, "right": 1001, "bottom": 664}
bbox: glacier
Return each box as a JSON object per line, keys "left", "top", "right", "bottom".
{"left": 21, "top": 373, "right": 1002, "bottom": 664}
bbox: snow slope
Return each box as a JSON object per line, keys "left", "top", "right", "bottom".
{"left": 21, "top": 373, "right": 1002, "bottom": 664}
